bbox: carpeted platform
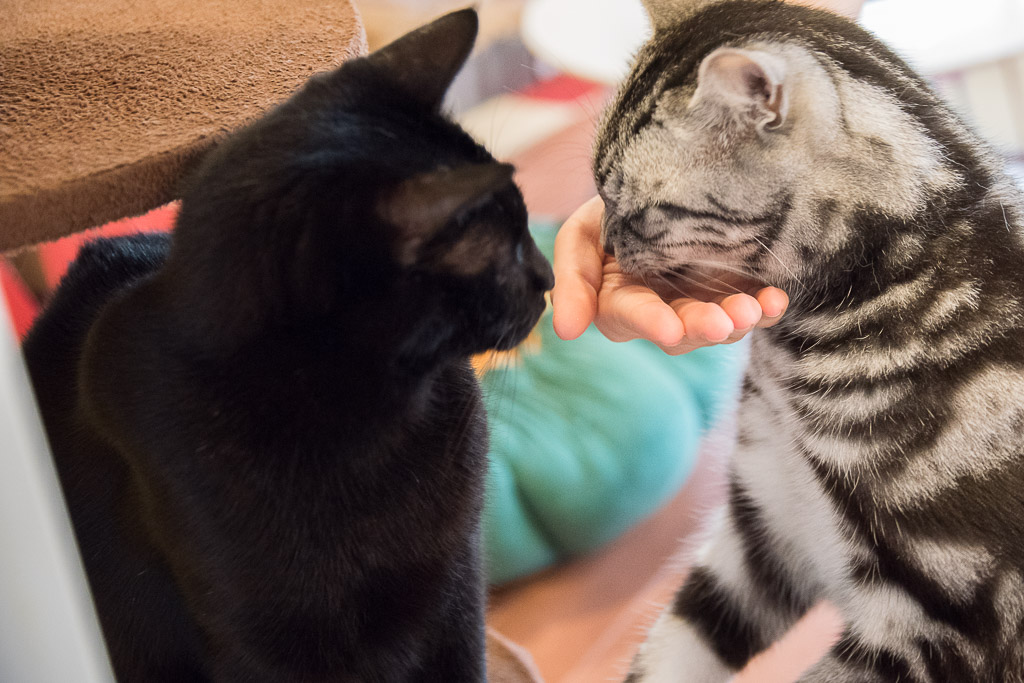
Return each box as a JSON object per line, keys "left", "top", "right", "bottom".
{"left": 0, "top": 0, "right": 367, "bottom": 251}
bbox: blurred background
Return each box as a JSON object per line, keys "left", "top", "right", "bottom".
{"left": 356, "top": 0, "right": 1024, "bottom": 182}
{"left": 7, "top": 0, "right": 1023, "bottom": 326}
{"left": 862, "top": 0, "right": 1024, "bottom": 181}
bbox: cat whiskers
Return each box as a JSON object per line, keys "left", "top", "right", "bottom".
{"left": 668, "top": 265, "right": 749, "bottom": 296}
{"left": 647, "top": 258, "right": 770, "bottom": 301}
{"left": 751, "top": 236, "right": 807, "bottom": 294}
{"left": 475, "top": 328, "right": 526, "bottom": 425}
{"left": 450, "top": 342, "right": 521, "bottom": 471}
{"left": 674, "top": 258, "right": 765, "bottom": 283}
{"left": 648, "top": 269, "right": 738, "bottom": 300}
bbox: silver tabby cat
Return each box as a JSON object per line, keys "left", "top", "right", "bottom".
{"left": 596, "top": 0, "right": 1024, "bottom": 680}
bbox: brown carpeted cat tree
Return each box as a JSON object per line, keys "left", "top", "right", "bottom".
{"left": 0, "top": 1, "right": 540, "bottom": 679}
{"left": 0, "top": 0, "right": 368, "bottom": 251}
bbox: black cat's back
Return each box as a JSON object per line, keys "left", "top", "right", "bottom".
{"left": 24, "top": 234, "right": 209, "bottom": 682}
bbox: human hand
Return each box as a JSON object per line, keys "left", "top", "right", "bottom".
{"left": 732, "top": 602, "right": 845, "bottom": 682}
{"left": 551, "top": 196, "right": 789, "bottom": 355}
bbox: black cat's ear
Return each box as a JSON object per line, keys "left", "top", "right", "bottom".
{"left": 381, "top": 162, "right": 515, "bottom": 265}
{"left": 365, "top": 8, "right": 479, "bottom": 111}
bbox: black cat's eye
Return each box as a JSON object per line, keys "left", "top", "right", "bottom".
{"left": 515, "top": 242, "right": 525, "bottom": 264}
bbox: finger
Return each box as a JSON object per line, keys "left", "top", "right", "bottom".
{"left": 719, "top": 293, "right": 763, "bottom": 335}
{"left": 652, "top": 309, "right": 736, "bottom": 355}
{"left": 731, "top": 602, "right": 844, "bottom": 683}
{"left": 671, "top": 299, "right": 735, "bottom": 344}
{"left": 655, "top": 294, "right": 763, "bottom": 353}
{"left": 552, "top": 196, "right": 607, "bottom": 340}
{"left": 755, "top": 287, "right": 789, "bottom": 328}
{"left": 598, "top": 281, "right": 685, "bottom": 345}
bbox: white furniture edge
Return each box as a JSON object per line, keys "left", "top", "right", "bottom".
{"left": 0, "top": 307, "right": 114, "bottom": 682}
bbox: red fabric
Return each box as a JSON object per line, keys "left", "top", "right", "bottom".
{"left": 38, "top": 202, "right": 179, "bottom": 291}
{"left": 1, "top": 202, "right": 177, "bottom": 341}
{"left": 0, "top": 259, "right": 41, "bottom": 341}
{"left": 519, "top": 74, "right": 603, "bottom": 102}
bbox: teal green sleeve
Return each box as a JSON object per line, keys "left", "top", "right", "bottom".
{"left": 480, "top": 223, "right": 747, "bottom": 584}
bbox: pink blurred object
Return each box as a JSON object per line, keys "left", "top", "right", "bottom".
{"left": 37, "top": 203, "right": 179, "bottom": 292}
{"left": 732, "top": 602, "right": 845, "bottom": 683}
{"left": 0, "top": 259, "right": 40, "bottom": 341}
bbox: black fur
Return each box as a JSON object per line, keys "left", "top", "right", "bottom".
{"left": 727, "top": 479, "right": 809, "bottom": 616}
{"left": 23, "top": 9, "right": 552, "bottom": 682}
{"left": 834, "top": 633, "right": 919, "bottom": 683}
{"left": 672, "top": 567, "right": 767, "bottom": 668}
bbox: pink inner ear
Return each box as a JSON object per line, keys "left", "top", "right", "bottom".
{"left": 742, "top": 64, "right": 772, "bottom": 102}
{"left": 695, "top": 48, "right": 787, "bottom": 128}
{"left": 725, "top": 54, "right": 772, "bottom": 100}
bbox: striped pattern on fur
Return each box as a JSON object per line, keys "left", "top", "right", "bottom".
{"left": 596, "top": 1, "right": 1024, "bottom": 680}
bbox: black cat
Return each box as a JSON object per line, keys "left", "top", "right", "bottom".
{"left": 23, "top": 9, "right": 552, "bottom": 681}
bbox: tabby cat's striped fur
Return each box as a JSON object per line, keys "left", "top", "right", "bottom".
{"left": 595, "top": 0, "right": 1024, "bottom": 680}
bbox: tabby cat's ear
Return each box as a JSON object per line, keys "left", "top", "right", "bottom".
{"left": 365, "top": 8, "right": 478, "bottom": 111}
{"left": 382, "top": 163, "right": 516, "bottom": 265}
{"left": 691, "top": 47, "right": 788, "bottom": 130}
